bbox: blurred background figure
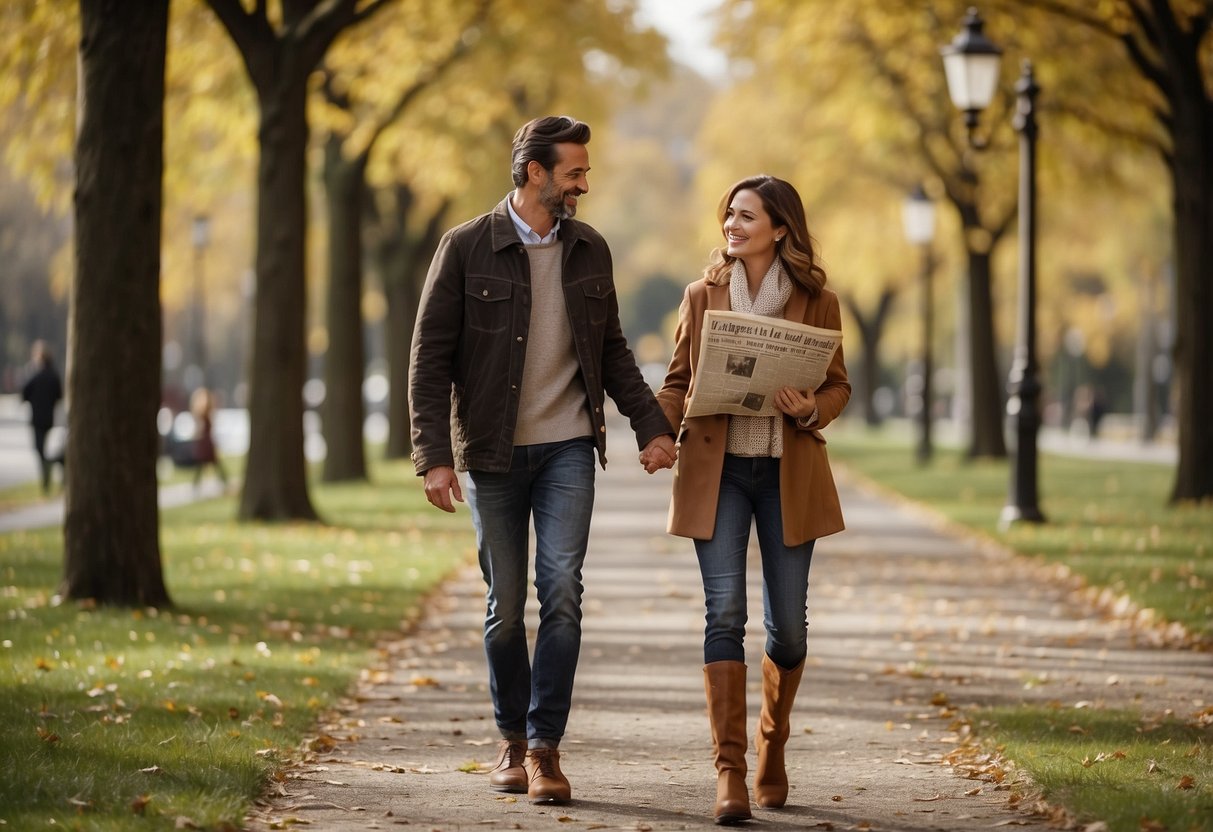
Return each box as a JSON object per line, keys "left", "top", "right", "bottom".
{"left": 21, "top": 340, "right": 63, "bottom": 494}
{"left": 189, "top": 386, "right": 228, "bottom": 490}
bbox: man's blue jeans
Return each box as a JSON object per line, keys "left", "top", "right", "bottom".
{"left": 466, "top": 437, "right": 596, "bottom": 748}
{"left": 694, "top": 454, "right": 815, "bottom": 669}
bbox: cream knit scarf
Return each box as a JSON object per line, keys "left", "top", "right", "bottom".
{"left": 727, "top": 257, "right": 793, "bottom": 457}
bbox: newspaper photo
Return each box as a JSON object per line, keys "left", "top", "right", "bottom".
{"left": 685, "top": 310, "right": 843, "bottom": 419}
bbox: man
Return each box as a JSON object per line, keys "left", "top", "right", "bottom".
{"left": 408, "top": 116, "right": 676, "bottom": 805}
{"left": 22, "top": 340, "right": 64, "bottom": 494}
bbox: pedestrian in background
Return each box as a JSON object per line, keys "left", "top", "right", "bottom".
{"left": 654, "top": 175, "right": 851, "bottom": 824}
{"left": 22, "top": 339, "right": 63, "bottom": 494}
{"left": 409, "top": 116, "right": 676, "bottom": 806}
{"left": 189, "top": 386, "right": 227, "bottom": 490}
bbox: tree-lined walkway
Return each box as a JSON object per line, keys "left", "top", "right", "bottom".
{"left": 247, "top": 425, "right": 1210, "bottom": 831}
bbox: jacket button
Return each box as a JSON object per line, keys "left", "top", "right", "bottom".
{"left": 599, "top": 426, "right": 606, "bottom": 433}
{"left": 482, "top": 289, "right": 489, "bottom": 296}
{"left": 516, "top": 336, "right": 523, "bottom": 342}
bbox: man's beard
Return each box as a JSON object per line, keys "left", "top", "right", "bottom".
{"left": 540, "top": 176, "right": 578, "bottom": 220}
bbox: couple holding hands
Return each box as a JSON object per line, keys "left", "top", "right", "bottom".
{"left": 408, "top": 115, "right": 850, "bottom": 824}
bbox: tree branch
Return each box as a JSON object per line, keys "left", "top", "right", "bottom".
{"left": 203, "top": 0, "right": 272, "bottom": 62}
{"left": 364, "top": 0, "right": 491, "bottom": 154}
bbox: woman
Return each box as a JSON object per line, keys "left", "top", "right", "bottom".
{"left": 654, "top": 175, "right": 850, "bottom": 824}
{"left": 190, "top": 387, "right": 228, "bottom": 490}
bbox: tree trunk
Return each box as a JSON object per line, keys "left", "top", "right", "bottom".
{"left": 320, "top": 136, "right": 369, "bottom": 483}
{"left": 383, "top": 249, "right": 420, "bottom": 460}
{"left": 373, "top": 187, "right": 448, "bottom": 461}
{"left": 1167, "top": 92, "right": 1213, "bottom": 503}
{"left": 965, "top": 247, "right": 1007, "bottom": 459}
{"left": 842, "top": 289, "right": 895, "bottom": 428}
{"left": 63, "top": 0, "right": 171, "bottom": 606}
{"left": 239, "top": 75, "right": 317, "bottom": 520}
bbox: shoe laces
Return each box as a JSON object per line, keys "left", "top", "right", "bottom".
{"left": 529, "top": 749, "right": 560, "bottom": 778}
{"left": 498, "top": 740, "right": 525, "bottom": 768}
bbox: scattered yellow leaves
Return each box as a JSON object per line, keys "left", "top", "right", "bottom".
{"left": 308, "top": 734, "right": 339, "bottom": 753}
{"left": 36, "top": 726, "right": 60, "bottom": 744}
{"left": 1082, "top": 750, "right": 1128, "bottom": 768}
{"left": 130, "top": 794, "right": 151, "bottom": 815}
{"left": 1175, "top": 775, "right": 1195, "bottom": 790}
{"left": 409, "top": 674, "right": 440, "bottom": 687}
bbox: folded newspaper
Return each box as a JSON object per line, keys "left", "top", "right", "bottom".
{"left": 685, "top": 310, "right": 843, "bottom": 419}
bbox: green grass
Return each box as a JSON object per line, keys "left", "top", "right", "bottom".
{"left": 827, "top": 423, "right": 1213, "bottom": 831}
{"left": 0, "top": 457, "right": 473, "bottom": 830}
{"left": 977, "top": 706, "right": 1213, "bottom": 831}
{"left": 826, "top": 424, "right": 1213, "bottom": 640}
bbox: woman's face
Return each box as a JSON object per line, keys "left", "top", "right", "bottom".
{"left": 723, "top": 188, "right": 785, "bottom": 260}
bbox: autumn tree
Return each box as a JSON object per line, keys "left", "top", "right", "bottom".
{"left": 316, "top": 0, "right": 487, "bottom": 483}
{"left": 61, "top": 0, "right": 172, "bottom": 605}
{"left": 202, "top": 0, "right": 395, "bottom": 520}
{"left": 999, "top": 0, "right": 1212, "bottom": 502}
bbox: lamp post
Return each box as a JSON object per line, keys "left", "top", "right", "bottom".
{"left": 940, "top": 7, "right": 1003, "bottom": 148}
{"left": 191, "top": 214, "right": 210, "bottom": 387}
{"left": 902, "top": 184, "right": 937, "bottom": 464}
{"left": 941, "top": 8, "right": 1045, "bottom": 526}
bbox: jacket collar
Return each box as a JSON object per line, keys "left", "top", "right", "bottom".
{"left": 490, "top": 196, "right": 584, "bottom": 253}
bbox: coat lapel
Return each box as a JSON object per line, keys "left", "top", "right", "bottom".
{"left": 783, "top": 283, "right": 809, "bottom": 324}
{"left": 706, "top": 281, "right": 731, "bottom": 311}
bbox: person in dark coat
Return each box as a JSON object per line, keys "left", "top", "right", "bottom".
{"left": 22, "top": 340, "right": 63, "bottom": 493}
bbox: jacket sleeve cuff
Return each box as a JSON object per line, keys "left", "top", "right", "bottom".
{"left": 795, "top": 408, "right": 819, "bottom": 429}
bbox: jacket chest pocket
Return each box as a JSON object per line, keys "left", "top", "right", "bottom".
{"left": 580, "top": 279, "right": 614, "bottom": 327}
{"left": 466, "top": 276, "right": 513, "bottom": 333}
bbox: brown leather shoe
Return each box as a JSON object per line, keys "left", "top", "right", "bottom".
{"left": 524, "top": 748, "right": 571, "bottom": 804}
{"left": 488, "top": 739, "right": 527, "bottom": 793}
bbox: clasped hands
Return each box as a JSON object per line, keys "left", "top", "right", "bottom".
{"left": 639, "top": 434, "right": 677, "bottom": 475}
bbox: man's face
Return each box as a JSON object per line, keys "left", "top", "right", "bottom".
{"left": 537, "top": 142, "right": 590, "bottom": 221}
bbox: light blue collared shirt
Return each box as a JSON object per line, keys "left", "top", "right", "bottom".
{"left": 506, "top": 192, "right": 560, "bottom": 245}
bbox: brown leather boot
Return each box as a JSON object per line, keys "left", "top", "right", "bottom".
{"left": 703, "top": 661, "right": 751, "bottom": 825}
{"left": 524, "top": 748, "right": 571, "bottom": 804}
{"left": 488, "top": 739, "right": 527, "bottom": 793}
{"left": 754, "top": 654, "right": 805, "bottom": 808}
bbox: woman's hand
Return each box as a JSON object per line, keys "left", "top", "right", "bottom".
{"left": 774, "top": 386, "right": 816, "bottom": 420}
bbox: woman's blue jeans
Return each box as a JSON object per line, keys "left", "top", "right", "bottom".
{"left": 694, "top": 454, "right": 815, "bottom": 669}
{"left": 466, "top": 437, "right": 595, "bottom": 748}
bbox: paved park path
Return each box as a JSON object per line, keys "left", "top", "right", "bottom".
{"left": 245, "top": 426, "right": 1211, "bottom": 832}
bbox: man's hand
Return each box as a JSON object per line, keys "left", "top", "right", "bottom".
{"left": 423, "top": 465, "right": 464, "bottom": 512}
{"left": 639, "top": 434, "right": 677, "bottom": 474}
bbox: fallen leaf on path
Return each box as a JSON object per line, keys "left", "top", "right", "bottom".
{"left": 912, "top": 794, "right": 944, "bottom": 802}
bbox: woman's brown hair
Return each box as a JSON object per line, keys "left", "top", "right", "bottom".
{"left": 703, "top": 175, "right": 827, "bottom": 296}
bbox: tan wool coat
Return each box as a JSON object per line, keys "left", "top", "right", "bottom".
{"left": 655, "top": 277, "right": 851, "bottom": 546}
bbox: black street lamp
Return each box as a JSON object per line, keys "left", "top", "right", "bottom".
{"left": 940, "top": 7, "right": 1003, "bottom": 148}
{"left": 191, "top": 214, "right": 211, "bottom": 386}
{"left": 941, "top": 8, "right": 1045, "bottom": 527}
{"left": 901, "top": 184, "right": 937, "bottom": 464}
